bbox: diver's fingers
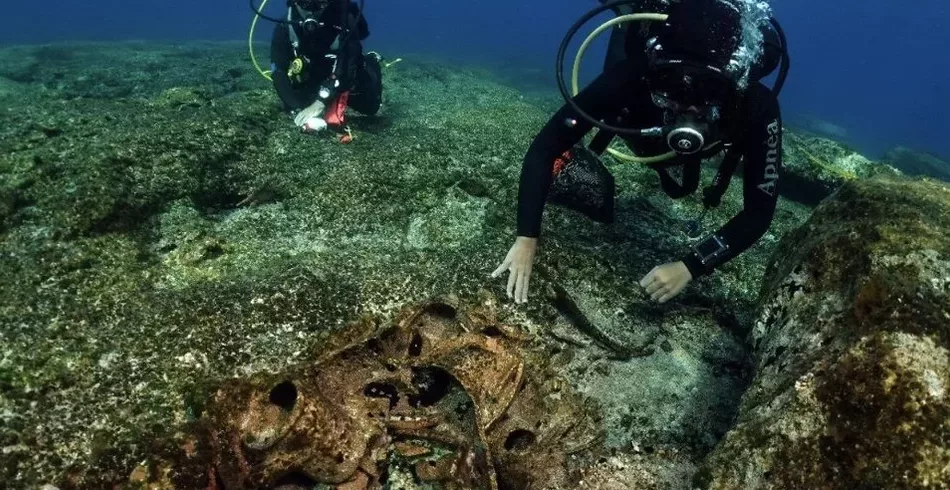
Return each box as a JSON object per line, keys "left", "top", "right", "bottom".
{"left": 657, "top": 290, "right": 676, "bottom": 303}
{"left": 506, "top": 265, "right": 517, "bottom": 298}
{"left": 513, "top": 271, "right": 523, "bottom": 303}
{"left": 521, "top": 269, "right": 532, "bottom": 303}
{"left": 651, "top": 287, "right": 669, "bottom": 302}
{"left": 491, "top": 257, "right": 511, "bottom": 278}
{"left": 639, "top": 267, "right": 660, "bottom": 288}
{"left": 645, "top": 279, "right": 665, "bottom": 296}
{"left": 515, "top": 270, "right": 527, "bottom": 304}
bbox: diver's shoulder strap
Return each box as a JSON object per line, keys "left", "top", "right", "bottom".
{"left": 702, "top": 145, "right": 741, "bottom": 209}
{"left": 588, "top": 129, "right": 616, "bottom": 155}
{"left": 287, "top": 8, "right": 301, "bottom": 52}
{"left": 701, "top": 94, "right": 751, "bottom": 209}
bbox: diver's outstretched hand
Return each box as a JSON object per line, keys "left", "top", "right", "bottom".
{"left": 491, "top": 237, "right": 538, "bottom": 304}
{"left": 294, "top": 100, "right": 327, "bottom": 127}
{"left": 640, "top": 261, "right": 693, "bottom": 303}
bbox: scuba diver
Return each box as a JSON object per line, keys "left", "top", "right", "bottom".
{"left": 492, "top": 0, "right": 788, "bottom": 304}
{"left": 264, "top": 0, "right": 382, "bottom": 140}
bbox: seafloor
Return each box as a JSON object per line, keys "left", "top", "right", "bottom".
{"left": 0, "top": 42, "right": 947, "bottom": 489}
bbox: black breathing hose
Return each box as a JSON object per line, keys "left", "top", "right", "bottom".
{"left": 555, "top": 0, "right": 654, "bottom": 136}
{"left": 769, "top": 17, "right": 790, "bottom": 98}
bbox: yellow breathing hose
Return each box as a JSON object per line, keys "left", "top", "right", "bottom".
{"left": 573, "top": 13, "right": 720, "bottom": 165}
{"left": 250, "top": 0, "right": 274, "bottom": 81}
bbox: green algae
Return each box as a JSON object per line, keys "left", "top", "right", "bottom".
{"left": 781, "top": 131, "right": 900, "bottom": 205}
{"left": 0, "top": 41, "right": 825, "bottom": 487}
{"left": 699, "top": 176, "right": 950, "bottom": 489}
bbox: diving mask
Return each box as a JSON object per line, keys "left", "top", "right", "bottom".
{"left": 294, "top": 0, "right": 330, "bottom": 11}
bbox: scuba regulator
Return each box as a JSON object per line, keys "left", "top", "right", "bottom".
{"left": 293, "top": 0, "right": 330, "bottom": 34}
{"left": 650, "top": 92, "right": 724, "bottom": 156}
{"left": 641, "top": 57, "right": 735, "bottom": 157}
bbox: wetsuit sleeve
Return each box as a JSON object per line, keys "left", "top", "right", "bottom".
{"left": 516, "top": 67, "right": 637, "bottom": 237}
{"left": 270, "top": 24, "right": 305, "bottom": 111}
{"left": 681, "top": 94, "right": 782, "bottom": 278}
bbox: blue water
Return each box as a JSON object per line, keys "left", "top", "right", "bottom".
{"left": 3, "top": 0, "right": 948, "bottom": 159}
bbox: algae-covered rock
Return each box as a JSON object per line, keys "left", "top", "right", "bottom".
{"left": 883, "top": 146, "right": 950, "bottom": 183}
{"left": 0, "top": 42, "right": 815, "bottom": 487}
{"left": 697, "top": 176, "right": 950, "bottom": 489}
{"left": 0, "top": 75, "right": 30, "bottom": 99}
{"left": 577, "top": 451, "right": 698, "bottom": 489}
{"left": 0, "top": 91, "right": 280, "bottom": 235}
{"left": 559, "top": 306, "right": 751, "bottom": 455}
{"left": 0, "top": 42, "right": 259, "bottom": 100}
{"left": 406, "top": 186, "right": 489, "bottom": 250}
{"left": 780, "top": 130, "right": 899, "bottom": 205}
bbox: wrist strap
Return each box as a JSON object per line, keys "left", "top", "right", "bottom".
{"left": 686, "top": 234, "right": 730, "bottom": 277}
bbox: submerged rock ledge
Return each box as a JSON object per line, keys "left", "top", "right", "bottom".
{"left": 699, "top": 177, "right": 950, "bottom": 489}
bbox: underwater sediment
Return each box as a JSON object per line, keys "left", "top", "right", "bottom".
{"left": 0, "top": 42, "right": 946, "bottom": 489}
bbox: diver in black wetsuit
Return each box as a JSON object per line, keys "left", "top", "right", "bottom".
{"left": 269, "top": 0, "right": 382, "bottom": 137}
{"left": 493, "top": 0, "right": 787, "bottom": 304}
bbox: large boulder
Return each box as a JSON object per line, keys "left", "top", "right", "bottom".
{"left": 883, "top": 146, "right": 950, "bottom": 183}
{"left": 697, "top": 176, "right": 950, "bottom": 489}
{"left": 780, "top": 130, "right": 898, "bottom": 205}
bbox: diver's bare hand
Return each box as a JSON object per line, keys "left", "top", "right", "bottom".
{"left": 640, "top": 261, "right": 693, "bottom": 303}
{"left": 294, "top": 100, "right": 326, "bottom": 127}
{"left": 491, "top": 237, "right": 538, "bottom": 304}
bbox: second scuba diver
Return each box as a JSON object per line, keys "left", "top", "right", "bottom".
{"left": 493, "top": 0, "right": 788, "bottom": 304}
{"left": 269, "top": 0, "right": 382, "bottom": 140}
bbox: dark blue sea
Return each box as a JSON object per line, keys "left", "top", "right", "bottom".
{"left": 2, "top": 0, "right": 948, "bottom": 159}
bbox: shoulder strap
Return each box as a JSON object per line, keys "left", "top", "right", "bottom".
{"left": 588, "top": 129, "right": 616, "bottom": 155}
{"left": 287, "top": 8, "right": 301, "bottom": 52}
{"left": 701, "top": 94, "right": 751, "bottom": 208}
{"left": 702, "top": 146, "right": 741, "bottom": 208}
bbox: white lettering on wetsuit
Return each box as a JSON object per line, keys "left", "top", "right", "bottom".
{"left": 758, "top": 119, "right": 781, "bottom": 197}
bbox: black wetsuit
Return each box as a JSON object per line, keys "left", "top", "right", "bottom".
{"left": 516, "top": 62, "right": 783, "bottom": 279}
{"left": 270, "top": 1, "right": 381, "bottom": 115}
